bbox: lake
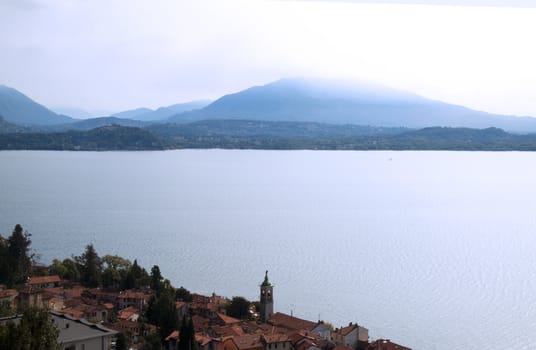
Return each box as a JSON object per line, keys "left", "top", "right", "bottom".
{"left": 1, "top": 150, "right": 536, "bottom": 350}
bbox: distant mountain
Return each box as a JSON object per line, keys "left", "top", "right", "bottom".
{"left": 111, "top": 107, "right": 153, "bottom": 120}
{"left": 0, "top": 85, "right": 74, "bottom": 125}
{"left": 51, "top": 106, "right": 114, "bottom": 119}
{"left": 37, "top": 116, "right": 149, "bottom": 132}
{"left": 115, "top": 100, "right": 212, "bottom": 122}
{"left": 0, "top": 116, "right": 31, "bottom": 133}
{"left": 167, "top": 78, "right": 536, "bottom": 133}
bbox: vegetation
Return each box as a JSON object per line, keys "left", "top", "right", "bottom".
{"left": 0, "top": 224, "right": 33, "bottom": 288}
{"left": 0, "top": 308, "right": 61, "bottom": 350}
{"left": 4, "top": 119, "right": 536, "bottom": 151}
{"left": 0, "top": 124, "right": 164, "bottom": 150}
{"left": 226, "top": 296, "right": 252, "bottom": 320}
{"left": 178, "top": 317, "right": 198, "bottom": 350}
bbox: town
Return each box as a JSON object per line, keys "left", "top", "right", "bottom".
{"left": 0, "top": 225, "right": 410, "bottom": 350}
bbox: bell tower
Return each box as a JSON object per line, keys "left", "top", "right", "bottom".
{"left": 260, "top": 270, "right": 273, "bottom": 322}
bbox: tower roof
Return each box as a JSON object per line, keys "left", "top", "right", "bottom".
{"left": 261, "top": 270, "right": 271, "bottom": 287}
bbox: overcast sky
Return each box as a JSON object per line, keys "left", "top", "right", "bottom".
{"left": 1, "top": 0, "right": 535, "bottom": 116}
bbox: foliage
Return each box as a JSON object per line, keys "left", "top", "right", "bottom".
{"left": 0, "top": 224, "right": 33, "bottom": 287}
{"left": 102, "top": 255, "right": 132, "bottom": 290}
{"left": 0, "top": 307, "right": 61, "bottom": 350}
{"left": 178, "top": 317, "right": 198, "bottom": 350}
{"left": 175, "top": 286, "right": 193, "bottom": 302}
{"left": 142, "top": 330, "right": 164, "bottom": 350}
{"left": 0, "top": 300, "right": 13, "bottom": 317}
{"left": 0, "top": 125, "right": 165, "bottom": 150}
{"left": 226, "top": 296, "right": 251, "bottom": 320}
{"left": 150, "top": 265, "right": 164, "bottom": 295}
{"left": 8, "top": 120, "right": 536, "bottom": 151}
{"left": 123, "top": 259, "right": 150, "bottom": 290}
{"left": 146, "top": 288, "right": 179, "bottom": 342}
{"left": 74, "top": 244, "right": 102, "bottom": 288}
{"left": 115, "top": 333, "right": 128, "bottom": 350}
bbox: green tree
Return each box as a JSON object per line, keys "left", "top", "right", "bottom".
{"left": 123, "top": 259, "right": 150, "bottom": 289}
{"left": 0, "top": 307, "right": 61, "bottom": 350}
{"left": 146, "top": 288, "right": 179, "bottom": 342}
{"left": 75, "top": 244, "right": 102, "bottom": 287}
{"left": 142, "top": 330, "right": 164, "bottom": 350}
{"left": 150, "top": 265, "right": 164, "bottom": 295}
{"left": 49, "top": 259, "right": 67, "bottom": 278}
{"left": 6, "top": 224, "right": 33, "bottom": 286}
{"left": 62, "top": 258, "right": 80, "bottom": 282}
{"left": 0, "top": 300, "right": 13, "bottom": 317}
{"left": 178, "top": 317, "right": 198, "bottom": 350}
{"left": 0, "top": 235, "right": 9, "bottom": 285}
{"left": 115, "top": 332, "right": 128, "bottom": 350}
{"left": 226, "top": 296, "right": 251, "bottom": 320}
{"left": 175, "top": 286, "right": 193, "bottom": 302}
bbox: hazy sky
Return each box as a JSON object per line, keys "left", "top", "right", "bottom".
{"left": 1, "top": 0, "right": 536, "bottom": 116}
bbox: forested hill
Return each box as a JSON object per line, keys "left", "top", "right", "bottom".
{"left": 3, "top": 120, "right": 536, "bottom": 151}
{"left": 0, "top": 124, "right": 164, "bottom": 150}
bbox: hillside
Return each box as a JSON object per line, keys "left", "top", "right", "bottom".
{"left": 0, "top": 85, "right": 74, "bottom": 125}
{"left": 0, "top": 124, "right": 164, "bottom": 150}
{"left": 167, "top": 78, "right": 536, "bottom": 133}
{"left": 113, "top": 100, "right": 212, "bottom": 122}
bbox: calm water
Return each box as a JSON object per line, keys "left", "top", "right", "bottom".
{"left": 1, "top": 150, "right": 536, "bottom": 350}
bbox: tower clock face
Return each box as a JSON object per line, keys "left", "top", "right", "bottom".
{"left": 262, "top": 290, "right": 266, "bottom": 295}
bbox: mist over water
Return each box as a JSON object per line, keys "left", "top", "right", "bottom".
{"left": 1, "top": 150, "right": 536, "bottom": 350}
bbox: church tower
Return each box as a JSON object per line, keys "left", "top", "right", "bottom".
{"left": 260, "top": 270, "right": 273, "bottom": 322}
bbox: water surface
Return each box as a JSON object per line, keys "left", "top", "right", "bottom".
{"left": 1, "top": 150, "right": 536, "bottom": 350}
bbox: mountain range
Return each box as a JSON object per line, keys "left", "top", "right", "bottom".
{"left": 1, "top": 78, "right": 536, "bottom": 133}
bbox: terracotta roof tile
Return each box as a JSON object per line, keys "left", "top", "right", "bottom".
{"left": 268, "top": 313, "right": 317, "bottom": 332}
{"left": 27, "top": 275, "right": 61, "bottom": 285}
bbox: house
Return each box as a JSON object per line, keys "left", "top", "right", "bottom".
{"left": 26, "top": 275, "right": 62, "bottom": 289}
{"left": 268, "top": 313, "right": 317, "bottom": 333}
{"left": 0, "top": 311, "right": 117, "bottom": 350}
{"left": 261, "top": 333, "right": 292, "bottom": 350}
{"left": 288, "top": 331, "right": 323, "bottom": 350}
{"left": 118, "top": 306, "right": 140, "bottom": 322}
{"left": 17, "top": 287, "right": 53, "bottom": 310}
{"left": 166, "top": 331, "right": 219, "bottom": 350}
{"left": 224, "top": 335, "right": 264, "bottom": 350}
{"left": 0, "top": 289, "right": 18, "bottom": 311}
{"left": 117, "top": 290, "right": 149, "bottom": 310}
{"left": 176, "top": 301, "right": 189, "bottom": 320}
{"left": 60, "top": 303, "right": 110, "bottom": 323}
{"left": 367, "top": 339, "right": 411, "bottom": 350}
{"left": 215, "top": 312, "right": 241, "bottom": 326}
{"left": 332, "top": 323, "right": 368, "bottom": 349}
{"left": 109, "top": 320, "right": 156, "bottom": 344}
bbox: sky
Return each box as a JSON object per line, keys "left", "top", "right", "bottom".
{"left": 1, "top": 0, "right": 536, "bottom": 116}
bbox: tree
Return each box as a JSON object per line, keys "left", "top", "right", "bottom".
{"left": 115, "top": 332, "right": 128, "bottom": 350}
{"left": 146, "top": 288, "right": 179, "bottom": 343}
{"left": 123, "top": 259, "right": 149, "bottom": 289}
{"left": 3, "top": 224, "right": 33, "bottom": 286}
{"left": 226, "top": 296, "right": 251, "bottom": 320}
{"left": 0, "top": 307, "right": 61, "bottom": 350}
{"left": 178, "top": 317, "right": 198, "bottom": 350}
{"left": 150, "top": 265, "right": 164, "bottom": 295}
{"left": 175, "top": 286, "right": 193, "bottom": 302}
{"left": 49, "top": 259, "right": 67, "bottom": 278}
{"left": 142, "top": 330, "right": 164, "bottom": 350}
{"left": 75, "top": 244, "right": 102, "bottom": 287}
{"left": 62, "top": 258, "right": 80, "bottom": 282}
{"left": 0, "top": 300, "right": 13, "bottom": 317}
